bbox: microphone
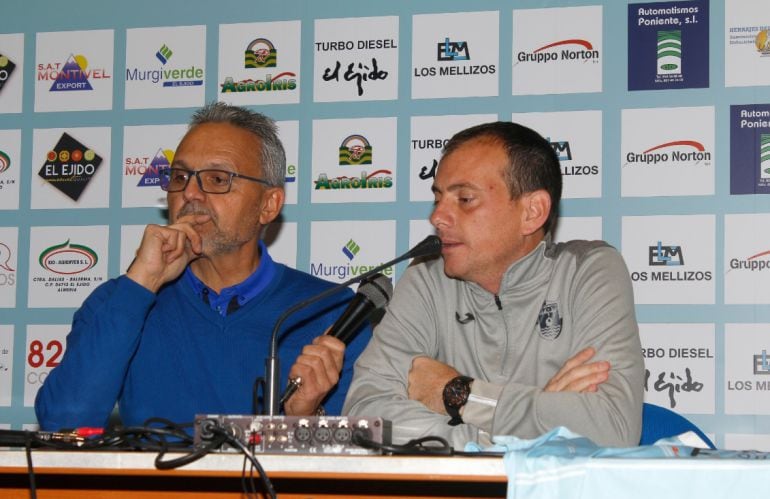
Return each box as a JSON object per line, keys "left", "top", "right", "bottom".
{"left": 261, "top": 235, "right": 442, "bottom": 416}
{"left": 280, "top": 273, "right": 393, "bottom": 406}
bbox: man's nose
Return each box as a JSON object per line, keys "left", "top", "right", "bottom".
{"left": 430, "top": 201, "right": 450, "bottom": 228}
{"left": 183, "top": 173, "right": 205, "bottom": 201}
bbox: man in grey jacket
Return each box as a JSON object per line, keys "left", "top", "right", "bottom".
{"left": 343, "top": 122, "right": 643, "bottom": 448}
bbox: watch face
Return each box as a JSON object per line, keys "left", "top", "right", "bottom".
{"left": 444, "top": 376, "right": 471, "bottom": 408}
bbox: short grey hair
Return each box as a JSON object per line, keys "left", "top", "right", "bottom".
{"left": 189, "top": 102, "right": 286, "bottom": 188}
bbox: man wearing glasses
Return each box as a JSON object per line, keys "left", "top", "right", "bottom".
{"left": 35, "top": 102, "right": 370, "bottom": 430}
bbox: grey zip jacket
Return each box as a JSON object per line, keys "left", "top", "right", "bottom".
{"left": 344, "top": 238, "right": 643, "bottom": 448}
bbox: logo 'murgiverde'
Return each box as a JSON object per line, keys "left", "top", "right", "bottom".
{"left": 310, "top": 237, "right": 393, "bottom": 281}
{"left": 516, "top": 39, "right": 599, "bottom": 63}
{"left": 342, "top": 239, "right": 360, "bottom": 260}
{"left": 657, "top": 30, "right": 682, "bottom": 75}
{"left": 38, "top": 239, "right": 98, "bottom": 275}
{"left": 339, "top": 135, "right": 372, "bottom": 165}
{"left": 625, "top": 140, "right": 711, "bottom": 166}
{"left": 0, "top": 150, "right": 10, "bottom": 174}
{"left": 285, "top": 163, "right": 297, "bottom": 183}
{"left": 125, "top": 45, "right": 203, "bottom": 87}
{"left": 757, "top": 29, "right": 770, "bottom": 55}
{"left": 245, "top": 38, "right": 277, "bottom": 68}
{"left": 156, "top": 44, "right": 173, "bottom": 65}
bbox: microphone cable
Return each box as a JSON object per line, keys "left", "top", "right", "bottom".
{"left": 16, "top": 418, "right": 276, "bottom": 499}
{"left": 351, "top": 432, "right": 504, "bottom": 458}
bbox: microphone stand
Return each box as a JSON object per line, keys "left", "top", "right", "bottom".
{"left": 261, "top": 235, "right": 441, "bottom": 416}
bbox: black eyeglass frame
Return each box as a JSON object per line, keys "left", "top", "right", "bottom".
{"left": 159, "top": 166, "right": 274, "bottom": 194}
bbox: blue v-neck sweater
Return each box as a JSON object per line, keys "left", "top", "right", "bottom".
{"left": 35, "top": 262, "right": 369, "bottom": 431}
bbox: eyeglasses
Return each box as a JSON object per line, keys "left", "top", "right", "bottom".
{"left": 159, "top": 167, "right": 273, "bottom": 194}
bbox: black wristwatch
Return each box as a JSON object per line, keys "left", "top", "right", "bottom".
{"left": 443, "top": 375, "right": 473, "bottom": 426}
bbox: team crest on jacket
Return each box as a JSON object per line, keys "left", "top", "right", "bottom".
{"left": 537, "top": 301, "right": 562, "bottom": 340}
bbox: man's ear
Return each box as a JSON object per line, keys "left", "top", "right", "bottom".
{"left": 519, "top": 189, "right": 551, "bottom": 236}
{"left": 259, "top": 187, "right": 285, "bottom": 225}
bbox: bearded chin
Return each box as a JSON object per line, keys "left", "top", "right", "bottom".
{"left": 172, "top": 203, "right": 261, "bottom": 256}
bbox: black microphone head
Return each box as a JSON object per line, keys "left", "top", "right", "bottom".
{"left": 406, "top": 235, "right": 442, "bottom": 260}
{"left": 358, "top": 273, "right": 393, "bottom": 309}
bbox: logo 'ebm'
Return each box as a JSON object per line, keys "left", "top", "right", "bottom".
{"left": 437, "top": 38, "right": 470, "bottom": 61}
{"left": 38, "top": 132, "right": 103, "bottom": 201}
{"left": 549, "top": 139, "right": 572, "bottom": 161}
{"left": 38, "top": 239, "right": 98, "bottom": 275}
{"left": 649, "top": 241, "right": 684, "bottom": 266}
{"left": 245, "top": 38, "right": 277, "bottom": 68}
{"left": 339, "top": 135, "right": 372, "bottom": 165}
{"left": 754, "top": 350, "right": 770, "bottom": 375}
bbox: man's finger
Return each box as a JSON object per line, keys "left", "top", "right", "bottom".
{"left": 549, "top": 347, "right": 596, "bottom": 385}
{"left": 168, "top": 219, "right": 208, "bottom": 255}
{"left": 562, "top": 367, "right": 609, "bottom": 392}
{"left": 313, "top": 335, "right": 345, "bottom": 372}
{"left": 546, "top": 360, "right": 610, "bottom": 392}
{"left": 562, "top": 347, "right": 596, "bottom": 372}
{"left": 296, "top": 345, "right": 340, "bottom": 388}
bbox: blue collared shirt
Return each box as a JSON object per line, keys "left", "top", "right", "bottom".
{"left": 184, "top": 240, "right": 278, "bottom": 316}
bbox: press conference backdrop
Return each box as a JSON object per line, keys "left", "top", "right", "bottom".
{"left": 1, "top": 0, "right": 770, "bottom": 450}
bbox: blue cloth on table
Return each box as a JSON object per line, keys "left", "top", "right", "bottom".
{"left": 465, "top": 428, "right": 770, "bottom": 499}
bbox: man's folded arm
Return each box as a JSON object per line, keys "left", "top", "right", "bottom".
{"left": 464, "top": 248, "right": 644, "bottom": 447}
{"left": 464, "top": 376, "right": 640, "bottom": 447}
{"left": 343, "top": 336, "right": 480, "bottom": 448}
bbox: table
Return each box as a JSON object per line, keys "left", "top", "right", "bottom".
{"left": 0, "top": 450, "right": 509, "bottom": 498}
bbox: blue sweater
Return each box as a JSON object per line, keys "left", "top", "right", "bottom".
{"left": 35, "top": 262, "right": 371, "bottom": 431}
